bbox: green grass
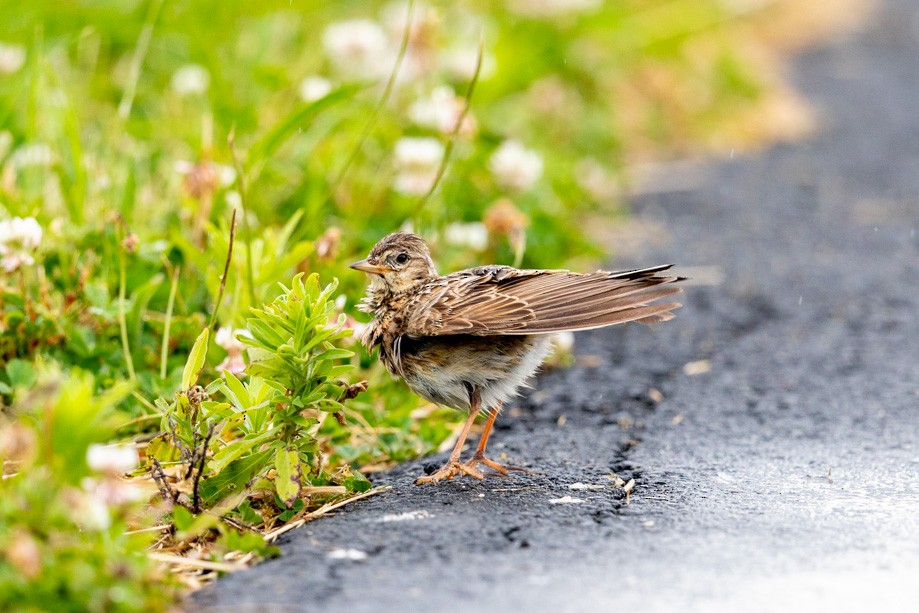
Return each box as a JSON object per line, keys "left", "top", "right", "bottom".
{"left": 0, "top": 0, "right": 782, "bottom": 608}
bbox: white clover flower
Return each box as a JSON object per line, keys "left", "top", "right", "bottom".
{"left": 507, "top": 0, "right": 602, "bottom": 17}
{"left": 214, "top": 163, "right": 236, "bottom": 187}
{"left": 0, "top": 42, "right": 26, "bottom": 74}
{"left": 299, "top": 75, "right": 333, "bottom": 102}
{"left": 489, "top": 140, "right": 543, "bottom": 191}
{"left": 171, "top": 64, "right": 210, "bottom": 96}
{"left": 381, "top": 1, "right": 440, "bottom": 40}
{"left": 86, "top": 443, "right": 138, "bottom": 475}
{"left": 80, "top": 491, "right": 112, "bottom": 531}
{"left": 574, "top": 158, "right": 619, "bottom": 202}
{"left": 408, "top": 86, "right": 475, "bottom": 136}
{"left": 0, "top": 216, "right": 43, "bottom": 273}
{"left": 444, "top": 222, "right": 488, "bottom": 251}
{"left": 225, "top": 190, "right": 242, "bottom": 209}
{"left": 442, "top": 46, "right": 496, "bottom": 82}
{"left": 322, "top": 20, "right": 392, "bottom": 80}
{"left": 215, "top": 326, "right": 246, "bottom": 353}
{"left": 216, "top": 326, "right": 250, "bottom": 375}
{"left": 392, "top": 137, "right": 444, "bottom": 195}
{"left": 380, "top": 1, "right": 442, "bottom": 83}
{"left": 82, "top": 477, "right": 144, "bottom": 507}
{"left": 8, "top": 143, "right": 53, "bottom": 169}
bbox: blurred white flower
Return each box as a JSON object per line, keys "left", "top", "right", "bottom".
{"left": 489, "top": 140, "right": 543, "bottom": 191}
{"left": 0, "top": 216, "right": 42, "bottom": 273}
{"left": 9, "top": 143, "right": 53, "bottom": 169}
{"left": 381, "top": 1, "right": 443, "bottom": 82}
{"left": 393, "top": 137, "right": 444, "bottom": 195}
{"left": 216, "top": 326, "right": 249, "bottom": 375}
{"left": 323, "top": 20, "right": 392, "bottom": 80}
{"left": 299, "top": 75, "right": 333, "bottom": 102}
{"left": 79, "top": 490, "right": 112, "bottom": 531}
{"left": 82, "top": 477, "right": 144, "bottom": 507}
{"left": 444, "top": 222, "right": 488, "bottom": 251}
{"left": 507, "top": 0, "right": 601, "bottom": 17}
{"left": 381, "top": 1, "right": 440, "bottom": 40}
{"left": 0, "top": 42, "right": 26, "bottom": 74}
{"left": 225, "top": 190, "right": 242, "bottom": 209}
{"left": 574, "top": 158, "right": 619, "bottom": 202}
{"left": 86, "top": 443, "right": 138, "bottom": 475}
{"left": 171, "top": 64, "right": 210, "bottom": 96}
{"left": 215, "top": 326, "right": 244, "bottom": 352}
{"left": 442, "top": 46, "right": 496, "bottom": 82}
{"left": 409, "top": 86, "right": 475, "bottom": 136}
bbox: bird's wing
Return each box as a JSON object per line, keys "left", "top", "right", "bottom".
{"left": 404, "top": 264, "right": 684, "bottom": 337}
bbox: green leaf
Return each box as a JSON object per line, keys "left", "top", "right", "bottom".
{"left": 219, "top": 529, "right": 279, "bottom": 557}
{"left": 146, "top": 435, "right": 180, "bottom": 462}
{"left": 127, "top": 273, "right": 164, "bottom": 348}
{"left": 209, "top": 430, "right": 275, "bottom": 474}
{"left": 317, "top": 348, "right": 354, "bottom": 362}
{"left": 250, "top": 85, "right": 360, "bottom": 163}
{"left": 273, "top": 447, "right": 302, "bottom": 509}
{"left": 199, "top": 449, "right": 273, "bottom": 507}
{"left": 171, "top": 506, "right": 195, "bottom": 531}
{"left": 182, "top": 328, "right": 210, "bottom": 390}
{"left": 6, "top": 359, "right": 36, "bottom": 388}
{"left": 246, "top": 318, "right": 288, "bottom": 350}
{"left": 343, "top": 473, "right": 372, "bottom": 493}
{"left": 276, "top": 497, "right": 305, "bottom": 522}
{"left": 221, "top": 371, "right": 250, "bottom": 410}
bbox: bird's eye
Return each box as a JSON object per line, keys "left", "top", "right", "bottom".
{"left": 395, "top": 252, "right": 409, "bottom": 264}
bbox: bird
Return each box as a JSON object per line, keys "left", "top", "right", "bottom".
{"left": 350, "top": 231, "right": 684, "bottom": 485}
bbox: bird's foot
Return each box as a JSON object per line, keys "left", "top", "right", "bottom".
{"left": 415, "top": 460, "right": 484, "bottom": 485}
{"left": 464, "top": 453, "right": 533, "bottom": 477}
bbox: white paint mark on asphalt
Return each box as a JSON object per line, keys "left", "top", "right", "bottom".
{"left": 378, "top": 509, "right": 433, "bottom": 522}
{"left": 568, "top": 482, "right": 605, "bottom": 490}
{"left": 327, "top": 548, "right": 368, "bottom": 561}
{"left": 549, "top": 495, "right": 585, "bottom": 504}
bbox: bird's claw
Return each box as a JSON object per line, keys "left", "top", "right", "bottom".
{"left": 415, "top": 461, "right": 484, "bottom": 485}
{"left": 415, "top": 456, "right": 531, "bottom": 485}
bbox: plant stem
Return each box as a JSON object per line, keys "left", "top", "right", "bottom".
{"left": 208, "top": 208, "right": 237, "bottom": 330}
{"left": 327, "top": 0, "right": 415, "bottom": 196}
{"left": 118, "top": 0, "right": 165, "bottom": 120}
{"left": 160, "top": 265, "right": 180, "bottom": 379}
{"left": 228, "top": 132, "right": 258, "bottom": 307}
{"left": 117, "top": 238, "right": 136, "bottom": 380}
{"left": 410, "top": 35, "right": 485, "bottom": 221}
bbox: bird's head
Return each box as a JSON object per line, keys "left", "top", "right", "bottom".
{"left": 350, "top": 232, "right": 438, "bottom": 295}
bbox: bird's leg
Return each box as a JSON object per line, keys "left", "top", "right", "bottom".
{"left": 462, "top": 404, "right": 532, "bottom": 476}
{"left": 415, "top": 393, "right": 484, "bottom": 485}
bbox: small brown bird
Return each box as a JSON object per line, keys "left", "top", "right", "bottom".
{"left": 350, "top": 232, "right": 684, "bottom": 484}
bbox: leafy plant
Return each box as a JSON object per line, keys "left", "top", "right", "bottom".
{"left": 148, "top": 273, "right": 369, "bottom": 523}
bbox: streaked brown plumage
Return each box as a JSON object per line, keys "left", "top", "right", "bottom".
{"left": 351, "top": 231, "right": 684, "bottom": 484}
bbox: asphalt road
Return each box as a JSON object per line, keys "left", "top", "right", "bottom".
{"left": 192, "top": 2, "right": 919, "bottom": 610}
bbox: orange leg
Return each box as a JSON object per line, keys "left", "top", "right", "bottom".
{"left": 415, "top": 395, "right": 485, "bottom": 485}
{"left": 463, "top": 403, "right": 531, "bottom": 476}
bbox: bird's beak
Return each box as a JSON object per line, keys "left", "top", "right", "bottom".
{"left": 349, "top": 259, "right": 390, "bottom": 275}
